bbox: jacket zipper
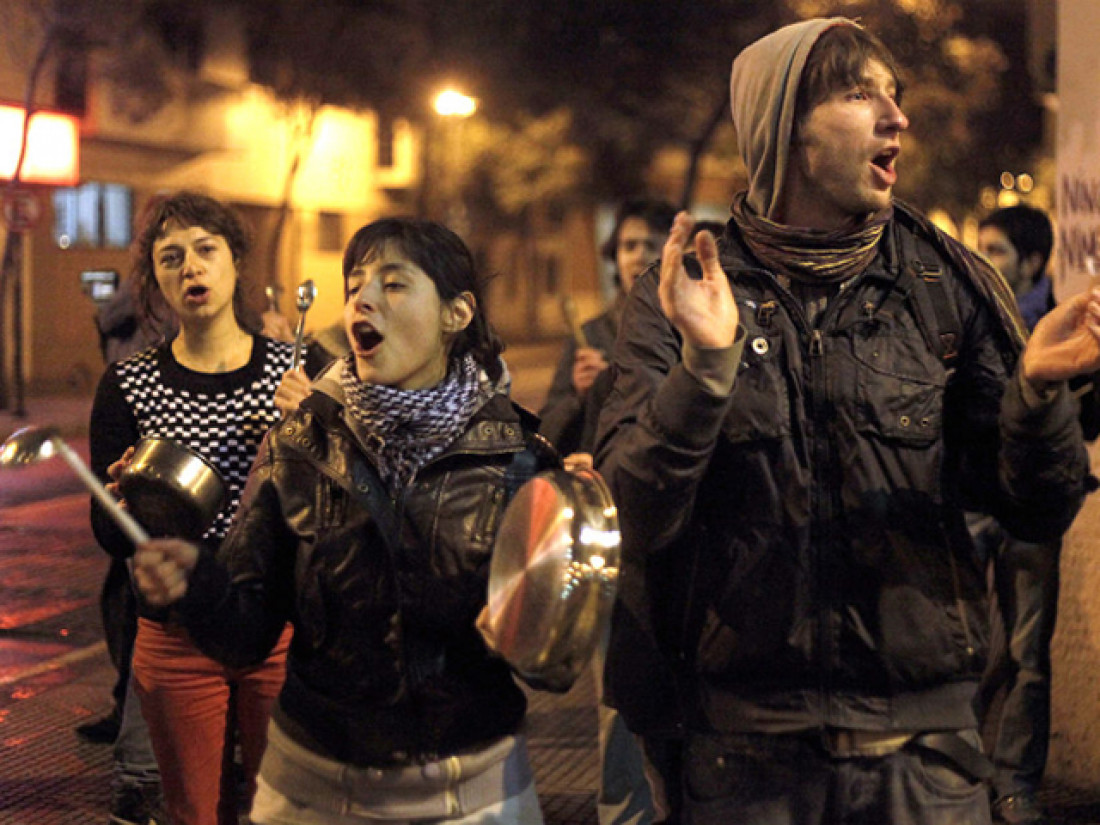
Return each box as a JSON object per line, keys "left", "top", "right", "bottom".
{"left": 803, "top": 284, "right": 859, "bottom": 726}
{"left": 806, "top": 327, "right": 831, "bottom": 720}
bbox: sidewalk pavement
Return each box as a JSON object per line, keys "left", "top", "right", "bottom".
{"left": 0, "top": 394, "right": 93, "bottom": 442}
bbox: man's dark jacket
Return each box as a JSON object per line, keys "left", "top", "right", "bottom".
{"left": 539, "top": 307, "right": 620, "bottom": 455}
{"left": 594, "top": 207, "right": 1089, "bottom": 738}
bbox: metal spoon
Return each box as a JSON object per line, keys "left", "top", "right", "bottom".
{"left": 1, "top": 425, "right": 149, "bottom": 546}
{"left": 291, "top": 279, "right": 317, "bottom": 370}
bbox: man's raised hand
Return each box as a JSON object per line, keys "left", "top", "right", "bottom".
{"left": 1022, "top": 287, "right": 1100, "bottom": 386}
{"left": 657, "top": 212, "right": 739, "bottom": 349}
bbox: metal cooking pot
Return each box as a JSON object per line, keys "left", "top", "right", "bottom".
{"left": 118, "top": 436, "right": 227, "bottom": 540}
{"left": 487, "top": 467, "right": 621, "bottom": 692}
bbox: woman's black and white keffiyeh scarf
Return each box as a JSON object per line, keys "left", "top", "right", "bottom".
{"left": 340, "top": 353, "right": 486, "bottom": 492}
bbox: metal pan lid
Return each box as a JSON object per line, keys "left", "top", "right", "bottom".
{"left": 487, "top": 467, "right": 620, "bottom": 692}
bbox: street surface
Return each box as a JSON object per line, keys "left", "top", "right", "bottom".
{"left": 4, "top": 342, "right": 1100, "bottom": 823}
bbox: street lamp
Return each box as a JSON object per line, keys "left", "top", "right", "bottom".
{"left": 433, "top": 89, "right": 477, "bottom": 118}
{"left": 425, "top": 87, "right": 477, "bottom": 234}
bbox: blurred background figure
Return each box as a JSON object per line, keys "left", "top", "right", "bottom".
{"left": 978, "top": 205, "right": 1055, "bottom": 328}
{"left": 575, "top": 219, "right": 726, "bottom": 469}
{"left": 306, "top": 318, "right": 352, "bottom": 364}
{"left": 539, "top": 198, "right": 676, "bottom": 460}
{"left": 973, "top": 203, "right": 1098, "bottom": 825}
{"left": 95, "top": 279, "right": 177, "bottom": 367}
{"left": 540, "top": 196, "right": 677, "bottom": 825}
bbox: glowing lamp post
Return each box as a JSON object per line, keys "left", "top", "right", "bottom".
{"left": 423, "top": 88, "right": 477, "bottom": 232}
{"left": 433, "top": 89, "right": 478, "bottom": 118}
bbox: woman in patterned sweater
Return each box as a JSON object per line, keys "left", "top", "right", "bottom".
{"left": 90, "top": 191, "right": 323, "bottom": 825}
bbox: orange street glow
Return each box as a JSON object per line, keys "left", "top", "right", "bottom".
{"left": 0, "top": 104, "right": 80, "bottom": 186}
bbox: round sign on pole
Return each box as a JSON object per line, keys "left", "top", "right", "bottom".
{"left": 1, "top": 188, "right": 42, "bottom": 232}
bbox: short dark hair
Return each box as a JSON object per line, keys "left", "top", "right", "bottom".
{"left": 979, "top": 204, "right": 1054, "bottom": 283}
{"left": 793, "top": 24, "right": 904, "bottom": 138}
{"left": 132, "top": 191, "right": 257, "bottom": 332}
{"left": 342, "top": 218, "right": 505, "bottom": 382}
{"left": 600, "top": 198, "right": 677, "bottom": 262}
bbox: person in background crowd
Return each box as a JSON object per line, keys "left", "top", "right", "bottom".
{"left": 596, "top": 18, "right": 1098, "bottom": 825}
{"left": 90, "top": 191, "right": 323, "bottom": 825}
{"left": 539, "top": 198, "right": 676, "bottom": 460}
{"left": 540, "top": 197, "right": 677, "bottom": 825}
{"left": 131, "top": 217, "right": 556, "bottom": 825}
{"left": 577, "top": 219, "right": 726, "bottom": 463}
{"left": 261, "top": 304, "right": 296, "bottom": 343}
{"left": 78, "top": 283, "right": 176, "bottom": 748}
{"left": 979, "top": 205, "right": 1055, "bottom": 329}
{"left": 973, "top": 204, "right": 1098, "bottom": 825}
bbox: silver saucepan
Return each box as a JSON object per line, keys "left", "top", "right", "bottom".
{"left": 487, "top": 467, "right": 621, "bottom": 693}
{"left": 118, "top": 436, "right": 227, "bottom": 539}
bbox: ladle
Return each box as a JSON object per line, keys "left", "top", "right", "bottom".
{"left": 1, "top": 425, "right": 149, "bottom": 546}
{"left": 291, "top": 279, "right": 317, "bottom": 370}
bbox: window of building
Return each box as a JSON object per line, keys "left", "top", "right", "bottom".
{"left": 317, "top": 211, "right": 343, "bottom": 252}
{"left": 53, "top": 183, "right": 133, "bottom": 249}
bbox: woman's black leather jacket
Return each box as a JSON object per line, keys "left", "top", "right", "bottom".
{"left": 180, "top": 372, "right": 556, "bottom": 766}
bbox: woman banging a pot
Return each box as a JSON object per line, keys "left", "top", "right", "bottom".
{"left": 90, "top": 191, "right": 326, "bottom": 825}
{"left": 132, "top": 217, "right": 558, "bottom": 824}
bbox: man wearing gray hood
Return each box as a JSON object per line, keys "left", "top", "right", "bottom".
{"left": 595, "top": 17, "right": 1100, "bottom": 825}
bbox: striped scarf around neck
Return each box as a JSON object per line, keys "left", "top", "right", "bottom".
{"left": 730, "top": 191, "right": 891, "bottom": 285}
{"left": 340, "top": 353, "right": 486, "bottom": 493}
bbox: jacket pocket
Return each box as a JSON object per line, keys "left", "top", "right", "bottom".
{"left": 723, "top": 326, "right": 791, "bottom": 443}
{"left": 850, "top": 324, "right": 945, "bottom": 446}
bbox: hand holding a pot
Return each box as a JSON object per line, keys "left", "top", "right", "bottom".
{"left": 133, "top": 539, "right": 199, "bottom": 606}
{"left": 104, "top": 445, "right": 137, "bottom": 501}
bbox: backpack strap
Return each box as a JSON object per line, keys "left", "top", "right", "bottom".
{"left": 891, "top": 216, "right": 963, "bottom": 369}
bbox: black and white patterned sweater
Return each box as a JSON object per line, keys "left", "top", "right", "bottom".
{"left": 89, "top": 335, "right": 301, "bottom": 556}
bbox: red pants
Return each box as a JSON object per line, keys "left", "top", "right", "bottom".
{"left": 133, "top": 617, "right": 291, "bottom": 825}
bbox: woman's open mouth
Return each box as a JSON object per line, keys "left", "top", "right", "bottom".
{"left": 351, "top": 322, "right": 384, "bottom": 354}
{"left": 183, "top": 284, "right": 210, "bottom": 304}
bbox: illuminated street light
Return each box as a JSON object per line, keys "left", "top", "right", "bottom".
{"left": 424, "top": 88, "right": 477, "bottom": 234}
{"left": 0, "top": 104, "right": 80, "bottom": 185}
{"left": 434, "top": 89, "right": 477, "bottom": 118}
